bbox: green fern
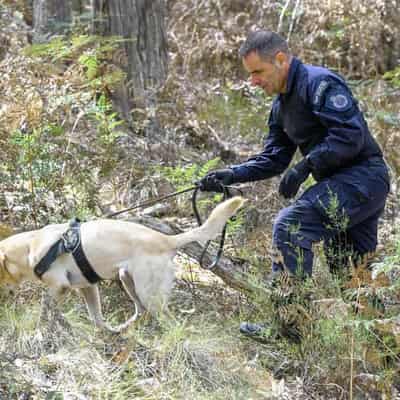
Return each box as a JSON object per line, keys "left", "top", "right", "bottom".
{"left": 157, "top": 158, "right": 221, "bottom": 190}
{"left": 383, "top": 66, "right": 400, "bottom": 87}
{"left": 78, "top": 52, "right": 99, "bottom": 80}
{"left": 70, "top": 35, "right": 98, "bottom": 51}
{"left": 23, "top": 37, "right": 71, "bottom": 61}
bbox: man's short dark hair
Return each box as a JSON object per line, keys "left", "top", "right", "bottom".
{"left": 239, "top": 30, "right": 289, "bottom": 60}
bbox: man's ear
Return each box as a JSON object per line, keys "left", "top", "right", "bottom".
{"left": 274, "top": 51, "right": 289, "bottom": 68}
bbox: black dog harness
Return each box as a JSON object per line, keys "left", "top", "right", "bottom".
{"left": 34, "top": 218, "right": 102, "bottom": 284}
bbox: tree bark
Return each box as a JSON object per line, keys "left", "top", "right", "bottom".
{"left": 32, "top": 0, "right": 72, "bottom": 42}
{"left": 91, "top": 0, "right": 168, "bottom": 134}
{"left": 382, "top": 0, "right": 400, "bottom": 72}
{"left": 106, "top": 0, "right": 168, "bottom": 105}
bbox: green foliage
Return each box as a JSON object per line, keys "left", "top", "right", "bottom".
{"left": 25, "top": 35, "right": 103, "bottom": 62}
{"left": 319, "top": 186, "right": 349, "bottom": 232}
{"left": 157, "top": 158, "right": 221, "bottom": 190}
{"left": 91, "top": 69, "right": 126, "bottom": 90}
{"left": 325, "top": 21, "right": 347, "bottom": 41}
{"left": 374, "top": 236, "right": 400, "bottom": 272}
{"left": 78, "top": 51, "right": 99, "bottom": 80}
{"left": 0, "top": 30, "right": 131, "bottom": 227}
{"left": 226, "top": 207, "right": 245, "bottom": 236}
{"left": 86, "top": 94, "right": 125, "bottom": 178}
{"left": 376, "top": 110, "right": 400, "bottom": 127}
{"left": 197, "top": 84, "right": 269, "bottom": 144}
{"left": 302, "top": 174, "right": 316, "bottom": 190}
{"left": 24, "top": 35, "right": 126, "bottom": 89}
{"left": 3, "top": 121, "right": 105, "bottom": 224}
{"left": 0, "top": 302, "right": 39, "bottom": 338}
{"left": 7, "top": 127, "right": 67, "bottom": 225}
{"left": 89, "top": 94, "right": 124, "bottom": 146}
{"left": 372, "top": 233, "right": 400, "bottom": 293}
{"left": 24, "top": 37, "right": 72, "bottom": 60}
{"left": 383, "top": 66, "right": 400, "bottom": 87}
{"left": 11, "top": 127, "right": 63, "bottom": 190}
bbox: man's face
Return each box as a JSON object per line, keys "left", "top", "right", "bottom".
{"left": 242, "top": 51, "right": 289, "bottom": 96}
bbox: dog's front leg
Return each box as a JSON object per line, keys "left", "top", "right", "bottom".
{"left": 38, "top": 289, "right": 71, "bottom": 332}
{"left": 49, "top": 285, "right": 70, "bottom": 305}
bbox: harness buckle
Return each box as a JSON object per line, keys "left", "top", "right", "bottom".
{"left": 62, "top": 227, "right": 80, "bottom": 253}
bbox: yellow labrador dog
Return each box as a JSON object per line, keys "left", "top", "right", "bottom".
{"left": 0, "top": 196, "right": 244, "bottom": 333}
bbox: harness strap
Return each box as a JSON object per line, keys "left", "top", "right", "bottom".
{"left": 34, "top": 238, "right": 64, "bottom": 279}
{"left": 71, "top": 234, "right": 102, "bottom": 284}
{"left": 33, "top": 218, "right": 102, "bottom": 284}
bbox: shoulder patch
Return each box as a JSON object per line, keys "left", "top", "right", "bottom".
{"left": 313, "top": 80, "right": 329, "bottom": 106}
{"left": 324, "top": 89, "right": 353, "bottom": 112}
{"left": 329, "top": 93, "right": 349, "bottom": 109}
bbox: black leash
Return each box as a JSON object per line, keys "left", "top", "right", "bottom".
{"left": 105, "top": 183, "right": 242, "bottom": 270}
{"left": 192, "top": 185, "right": 242, "bottom": 270}
{"left": 105, "top": 186, "right": 197, "bottom": 218}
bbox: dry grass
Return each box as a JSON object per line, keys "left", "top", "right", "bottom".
{"left": 0, "top": 1, "right": 400, "bottom": 399}
{"left": 0, "top": 272, "right": 287, "bottom": 400}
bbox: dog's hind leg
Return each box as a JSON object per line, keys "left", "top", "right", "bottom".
{"left": 80, "top": 285, "right": 140, "bottom": 334}
{"left": 119, "top": 267, "right": 146, "bottom": 315}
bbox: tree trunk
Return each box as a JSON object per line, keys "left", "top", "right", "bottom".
{"left": 382, "top": 0, "right": 400, "bottom": 72}
{"left": 32, "top": 0, "right": 72, "bottom": 42}
{"left": 91, "top": 0, "right": 107, "bottom": 35}
{"left": 91, "top": 0, "right": 168, "bottom": 134}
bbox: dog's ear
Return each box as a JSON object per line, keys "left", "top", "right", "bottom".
{"left": 0, "top": 250, "right": 6, "bottom": 283}
{"left": 0, "top": 250, "right": 5, "bottom": 268}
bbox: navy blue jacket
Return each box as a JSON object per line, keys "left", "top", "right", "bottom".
{"left": 231, "top": 58, "right": 384, "bottom": 182}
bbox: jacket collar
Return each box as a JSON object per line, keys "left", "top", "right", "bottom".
{"left": 284, "top": 57, "right": 301, "bottom": 95}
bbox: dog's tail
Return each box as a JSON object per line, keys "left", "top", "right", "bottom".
{"left": 172, "top": 196, "right": 245, "bottom": 248}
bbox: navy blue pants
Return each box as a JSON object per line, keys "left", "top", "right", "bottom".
{"left": 272, "top": 159, "right": 390, "bottom": 275}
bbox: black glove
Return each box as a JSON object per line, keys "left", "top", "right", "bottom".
{"left": 198, "top": 168, "right": 234, "bottom": 192}
{"left": 279, "top": 158, "right": 311, "bottom": 199}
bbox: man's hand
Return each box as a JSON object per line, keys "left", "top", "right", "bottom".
{"left": 279, "top": 158, "right": 311, "bottom": 199}
{"left": 198, "top": 169, "right": 234, "bottom": 192}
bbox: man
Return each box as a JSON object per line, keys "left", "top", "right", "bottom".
{"left": 199, "top": 30, "right": 390, "bottom": 340}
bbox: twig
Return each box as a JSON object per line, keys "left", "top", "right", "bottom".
{"left": 287, "top": 0, "right": 301, "bottom": 44}
{"left": 350, "top": 280, "right": 361, "bottom": 400}
{"left": 277, "top": 0, "right": 292, "bottom": 33}
{"left": 28, "top": 164, "right": 38, "bottom": 229}
{"left": 61, "top": 109, "right": 85, "bottom": 177}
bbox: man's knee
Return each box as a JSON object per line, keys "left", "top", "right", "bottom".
{"left": 272, "top": 210, "right": 313, "bottom": 275}
{"left": 272, "top": 207, "right": 296, "bottom": 245}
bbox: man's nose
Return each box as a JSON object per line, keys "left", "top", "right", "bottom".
{"left": 250, "top": 76, "right": 261, "bottom": 86}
